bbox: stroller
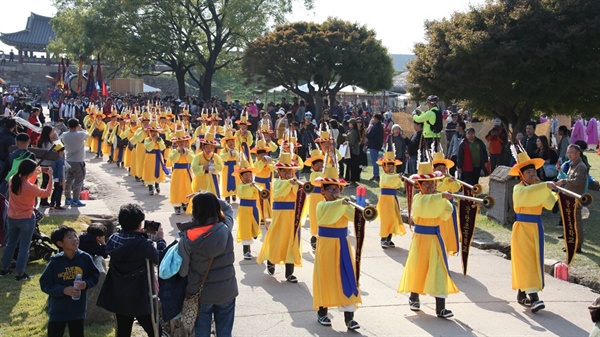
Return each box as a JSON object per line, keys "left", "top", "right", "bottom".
{"left": 12, "top": 208, "right": 57, "bottom": 263}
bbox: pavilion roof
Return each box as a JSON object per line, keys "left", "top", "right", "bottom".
{"left": 0, "top": 13, "right": 55, "bottom": 51}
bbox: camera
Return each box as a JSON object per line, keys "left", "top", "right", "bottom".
{"left": 143, "top": 220, "right": 161, "bottom": 234}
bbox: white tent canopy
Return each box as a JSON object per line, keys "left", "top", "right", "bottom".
{"left": 268, "top": 83, "right": 368, "bottom": 94}
{"left": 143, "top": 83, "right": 161, "bottom": 93}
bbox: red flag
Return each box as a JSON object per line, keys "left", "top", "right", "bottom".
{"left": 96, "top": 54, "right": 107, "bottom": 97}
{"left": 76, "top": 57, "right": 84, "bottom": 94}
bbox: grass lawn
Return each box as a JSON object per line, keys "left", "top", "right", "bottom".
{"left": 0, "top": 215, "right": 116, "bottom": 337}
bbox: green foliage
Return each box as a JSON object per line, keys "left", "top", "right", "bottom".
{"left": 407, "top": 0, "right": 600, "bottom": 133}
{"left": 242, "top": 18, "right": 394, "bottom": 115}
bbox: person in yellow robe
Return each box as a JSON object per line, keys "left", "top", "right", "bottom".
{"left": 192, "top": 109, "right": 210, "bottom": 140}
{"left": 398, "top": 160, "right": 458, "bottom": 319}
{"left": 258, "top": 122, "right": 278, "bottom": 153}
{"left": 191, "top": 131, "right": 224, "bottom": 198}
{"left": 102, "top": 112, "right": 119, "bottom": 162}
{"left": 158, "top": 111, "right": 174, "bottom": 167}
{"left": 142, "top": 121, "right": 168, "bottom": 195}
{"left": 169, "top": 129, "right": 194, "bottom": 214}
{"left": 108, "top": 112, "right": 128, "bottom": 168}
{"left": 312, "top": 166, "right": 361, "bottom": 330}
{"left": 432, "top": 152, "right": 462, "bottom": 256}
{"left": 235, "top": 112, "right": 253, "bottom": 160}
{"left": 83, "top": 104, "right": 97, "bottom": 151}
{"left": 233, "top": 157, "right": 261, "bottom": 260}
{"left": 178, "top": 110, "right": 194, "bottom": 139}
{"left": 257, "top": 152, "right": 303, "bottom": 283}
{"left": 131, "top": 112, "right": 151, "bottom": 182}
{"left": 122, "top": 115, "right": 140, "bottom": 176}
{"left": 508, "top": 150, "right": 557, "bottom": 313}
{"left": 304, "top": 148, "right": 325, "bottom": 251}
{"left": 278, "top": 136, "right": 304, "bottom": 176}
{"left": 315, "top": 129, "right": 343, "bottom": 163}
{"left": 88, "top": 112, "right": 106, "bottom": 159}
{"left": 220, "top": 129, "right": 240, "bottom": 202}
{"left": 252, "top": 139, "right": 276, "bottom": 222}
{"left": 376, "top": 150, "right": 405, "bottom": 249}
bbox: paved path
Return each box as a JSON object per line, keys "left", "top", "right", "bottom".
{"left": 44, "top": 153, "right": 597, "bottom": 337}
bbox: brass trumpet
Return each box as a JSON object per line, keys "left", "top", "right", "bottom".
{"left": 448, "top": 175, "right": 483, "bottom": 196}
{"left": 291, "top": 179, "right": 315, "bottom": 194}
{"left": 341, "top": 198, "right": 378, "bottom": 221}
{"left": 556, "top": 186, "right": 594, "bottom": 206}
{"left": 450, "top": 193, "right": 495, "bottom": 209}
{"left": 251, "top": 183, "right": 271, "bottom": 200}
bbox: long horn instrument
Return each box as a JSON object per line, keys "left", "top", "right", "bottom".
{"left": 555, "top": 186, "right": 593, "bottom": 206}
{"left": 450, "top": 194, "right": 495, "bottom": 209}
{"left": 291, "top": 179, "right": 315, "bottom": 193}
{"left": 448, "top": 175, "right": 483, "bottom": 195}
{"left": 251, "top": 183, "right": 271, "bottom": 200}
{"left": 341, "top": 198, "right": 378, "bottom": 221}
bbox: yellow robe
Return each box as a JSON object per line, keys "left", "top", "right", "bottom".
{"left": 220, "top": 149, "right": 240, "bottom": 198}
{"left": 122, "top": 126, "right": 139, "bottom": 174}
{"left": 131, "top": 128, "right": 148, "bottom": 179}
{"left": 83, "top": 115, "right": 92, "bottom": 149}
{"left": 253, "top": 159, "right": 275, "bottom": 220}
{"left": 102, "top": 121, "right": 119, "bottom": 155}
{"left": 376, "top": 173, "right": 406, "bottom": 238}
{"left": 142, "top": 138, "right": 167, "bottom": 184}
{"left": 313, "top": 199, "right": 362, "bottom": 309}
{"left": 436, "top": 177, "right": 462, "bottom": 255}
{"left": 307, "top": 170, "right": 324, "bottom": 236}
{"left": 235, "top": 130, "right": 254, "bottom": 160}
{"left": 511, "top": 183, "right": 556, "bottom": 292}
{"left": 257, "top": 179, "right": 302, "bottom": 266}
{"left": 158, "top": 126, "right": 173, "bottom": 167}
{"left": 108, "top": 123, "right": 126, "bottom": 163}
{"left": 237, "top": 183, "right": 262, "bottom": 242}
{"left": 191, "top": 152, "right": 224, "bottom": 197}
{"left": 169, "top": 148, "right": 194, "bottom": 204}
{"left": 88, "top": 121, "right": 105, "bottom": 154}
{"left": 398, "top": 193, "right": 459, "bottom": 296}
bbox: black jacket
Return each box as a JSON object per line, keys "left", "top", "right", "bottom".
{"left": 97, "top": 231, "right": 166, "bottom": 316}
{"left": 366, "top": 121, "right": 383, "bottom": 150}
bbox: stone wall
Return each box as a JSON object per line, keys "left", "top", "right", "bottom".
{"left": 142, "top": 74, "right": 198, "bottom": 97}
{"left": 0, "top": 62, "right": 54, "bottom": 96}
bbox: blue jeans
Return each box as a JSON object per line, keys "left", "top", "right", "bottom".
{"left": 194, "top": 298, "right": 236, "bottom": 337}
{"left": 369, "top": 148, "right": 380, "bottom": 178}
{"left": 1, "top": 216, "right": 36, "bottom": 273}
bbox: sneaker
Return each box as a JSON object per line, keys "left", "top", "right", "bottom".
{"left": 436, "top": 308, "right": 454, "bottom": 318}
{"left": 409, "top": 299, "right": 420, "bottom": 311}
{"left": 0, "top": 269, "right": 11, "bottom": 277}
{"left": 174, "top": 207, "right": 181, "bottom": 215}
{"left": 286, "top": 275, "right": 298, "bottom": 283}
{"left": 135, "top": 177, "right": 141, "bottom": 182}
{"left": 346, "top": 319, "right": 360, "bottom": 330}
{"left": 531, "top": 300, "right": 545, "bottom": 313}
{"left": 149, "top": 186, "right": 154, "bottom": 196}
{"left": 72, "top": 200, "right": 86, "bottom": 207}
{"left": 311, "top": 242, "right": 317, "bottom": 252}
{"left": 317, "top": 315, "right": 332, "bottom": 326}
{"left": 15, "top": 273, "right": 32, "bottom": 282}
{"left": 155, "top": 183, "right": 160, "bottom": 194}
{"left": 517, "top": 291, "right": 531, "bottom": 307}
{"left": 64, "top": 198, "right": 73, "bottom": 206}
{"left": 387, "top": 240, "right": 395, "bottom": 248}
{"left": 381, "top": 240, "right": 389, "bottom": 249}
{"left": 243, "top": 252, "right": 252, "bottom": 260}
{"left": 267, "top": 264, "right": 275, "bottom": 276}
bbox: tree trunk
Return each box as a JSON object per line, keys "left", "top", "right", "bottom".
{"left": 314, "top": 92, "right": 323, "bottom": 122}
{"left": 201, "top": 67, "right": 214, "bottom": 100}
{"left": 175, "top": 67, "right": 187, "bottom": 98}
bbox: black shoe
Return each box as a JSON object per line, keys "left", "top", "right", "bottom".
{"left": 436, "top": 308, "right": 454, "bottom": 318}
{"left": 15, "top": 273, "right": 32, "bottom": 282}
{"left": 267, "top": 264, "right": 275, "bottom": 276}
{"left": 243, "top": 252, "right": 252, "bottom": 260}
{"left": 286, "top": 275, "right": 298, "bottom": 283}
{"left": 149, "top": 185, "right": 154, "bottom": 196}
{"left": 346, "top": 319, "right": 360, "bottom": 330}
{"left": 381, "top": 240, "right": 389, "bottom": 249}
{"left": 174, "top": 207, "right": 181, "bottom": 215}
{"left": 317, "top": 315, "right": 332, "bottom": 326}
{"left": 135, "top": 177, "right": 141, "bottom": 182}
{"left": 387, "top": 240, "right": 395, "bottom": 248}
{"left": 0, "top": 269, "right": 11, "bottom": 277}
{"left": 531, "top": 300, "right": 545, "bottom": 313}
{"left": 232, "top": 195, "right": 237, "bottom": 202}
{"left": 409, "top": 298, "right": 420, "bottom": 311}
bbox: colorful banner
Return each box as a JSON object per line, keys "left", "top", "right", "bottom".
{"left": 558, "top": 192, "right": 579, "bottom": 265}
{"left": 353, "top": 208, "right": 366, "bottom": 285}
{"left": 293, "top": 187, "right": 307, "bottom": 241}
{"left": 459, "top": 187, "right": 480, "bottom": 276}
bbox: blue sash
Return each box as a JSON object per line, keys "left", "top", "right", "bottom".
{"left": 413, "top": 225, "right": 449, "bottom": 273}
{"left": 318, "top": 227, "right": 358, "bottom": 298}
{"left": 173, "top": 163, "right": 192, "bottom": 181}
{"left": 514, "top": 213, "right": 544, "bottom": 288}
{"left": 312, "top": 187, "right": 322, "bottom": 194}
{"left": 272, "top": 201, "right": 294, "bottom": 210}
{"left": 212, "top": 173, "right": 220, "bottom": 198}
{"left": 240, "top": 199, "right": 259, "bottom": 225}
{"left": 241, "top": 142, "right": 250, "bottom": 160}
{"left": 380, "top": 188, "right": 397, "bottom": 195}
{"left": 147, "top": 149, "right": 169, "bottom": 178}
{"left": 224, "top": 161, "right": 237, "bottom": 192}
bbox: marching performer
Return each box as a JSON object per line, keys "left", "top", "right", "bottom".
{"left": 220, "top": 128, "right": 240, "bottom": 203}
{"left": 234, "top": 154, "right": 262, "bottom": 260}
{"left": 102, "top": 111, "right": 119, "bottom": 163}
{"left": 191, "top": 130, "right": 223, "bottom": 198}
{"left": 312, "top": 165, "right": 361, "bottom": 330}
{"left": 278, "top": 131, "right": 304, "bottom": 175}
{"left": 235, "top": 110, "right": 254, "bottom": 160}
{"left": 88, "top": 110, "right": 106, "bottom": 159}
{"left": 158, "top": 110, "right": 174, "bottom": 167}
{"left": 108, "top": 111, "right": 129, "bottom": 168}
{"left": 315, "top": 127, "right": 343, "bottom": 163}
{"left": 193, "top": 109, "right": 210, "bottom": 141}
{"left": 178, "top": 108, "right": 194, "bottom": 137}
{"left": 142, "top": 120, "right": 168, "bottom": 195}
{"left": 257, "top": 152, "right": 304, "bottom": 283}
{"left": 509, "top": 147, "right": 557, "bottom": 313}
{"left": 432, "top": 152, "right": 462, "bottom": 256}
{"left": 169, "top": 127, "right": 194, "bottom": 214}
{"left": 258, "top": 120, "right": 279, "bottom": 153}
{"left": 304, "top": 148, "right": 325, "bottom": 251}
{"left": 398, "top": 158, "right": 458, "bottom": 319}
{"left": 121, "top": 114, "right": 139, "bottom": 175}
{"left": 376, "top": 147, "right": 405, "bottom": 249}
{"left": 130, "top": 112, "right": 151, "bottom": 182}
{"left": 252, "top": 139, "right": 276, "bottom": 223}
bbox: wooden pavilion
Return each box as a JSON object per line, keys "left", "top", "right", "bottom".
{"left": 0, "top": 12, "right": 55, "bottom": 65}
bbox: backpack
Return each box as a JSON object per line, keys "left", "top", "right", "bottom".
{"left": 428, "top": 107, "right": 443, "bottom": 134}
{"left": 5, "top": 151, "right": 35, "bottom": 182}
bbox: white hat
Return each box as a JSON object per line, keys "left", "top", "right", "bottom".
{"left": 493, "top": 118, "right": 501, "bottom": 126}
{"left": 256, "top": 99, "right": 262, "bottom": 104}
{"left": 305, "top": 111, "right": 313, "bottom": 119}
{"left": 276, "top": 108, "right": 285, "bottom": 115}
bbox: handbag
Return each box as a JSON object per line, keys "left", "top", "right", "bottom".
{"left": 181, "top": 257, "right": 214, "bottom": 333}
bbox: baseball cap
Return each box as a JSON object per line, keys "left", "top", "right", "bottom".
{"left": 493, "top": 118, "right": 501, "bottom": 126}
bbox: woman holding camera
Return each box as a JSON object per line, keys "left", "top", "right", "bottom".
{"left": 97, "top": 203, "right": 166, "bottom": 337}
{"left": 0, "top": 159, "right": 53, "bottom": 281}
{"left": 178, "top": 192, "right": 237, "bottom": 337}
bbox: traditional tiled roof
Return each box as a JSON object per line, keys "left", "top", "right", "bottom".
{"left": 0, "top": 13, "right": 55, "bottom": 51}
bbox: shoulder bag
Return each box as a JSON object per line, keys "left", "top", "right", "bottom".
{"left": 181, "top": 257, "right": 214, "bottom": 333}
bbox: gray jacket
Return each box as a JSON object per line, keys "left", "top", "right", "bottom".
{"left": 178, "top": 200, "right": 238, "bottom": 304}
{"left": 566, "top": 158, "right": 587, "bottom": 196}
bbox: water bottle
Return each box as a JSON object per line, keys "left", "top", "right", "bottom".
{"left": 72, "top": 274, "right": 82, "bottom": 301}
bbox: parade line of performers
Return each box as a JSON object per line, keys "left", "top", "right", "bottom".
{"left": 81, "top": 102, "right": 585, "bottom": 331}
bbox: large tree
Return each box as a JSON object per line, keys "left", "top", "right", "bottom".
{"left": 408, "top": 0, "right": 600, "bottom": 134}
{"left": 242, "top": 18, "right": 394, "bottom": 120}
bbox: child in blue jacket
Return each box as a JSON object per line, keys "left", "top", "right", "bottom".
{"left": 40, "top": 226, "right": 100, "bottom": 337}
